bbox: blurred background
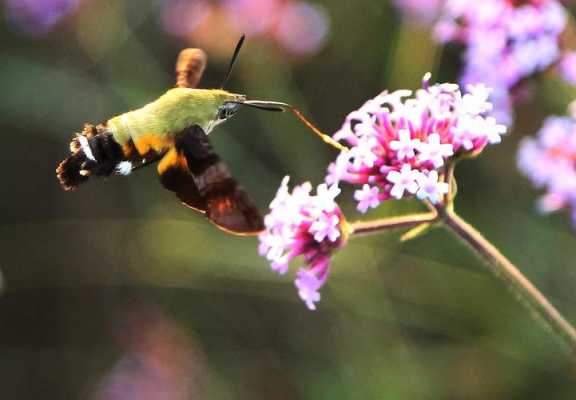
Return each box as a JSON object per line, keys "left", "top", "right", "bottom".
{"left": 2, "top": 0, "right": 576, "bottom": 398}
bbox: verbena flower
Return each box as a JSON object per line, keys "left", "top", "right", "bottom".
{"left": 161, "top": 0, "right": 329, "bottom": 58}
{"left": 327, "top": 75, "right": 506, "bottom": 213}
{"left": 5, "top": 0, "right": 80, "bottom": 36}
{"left": 434, "top": 0, "right": 570, "bottom": 126}
{"left": 518, "top": 114, "right": 576, "bottom": 224}
{"left": 559, "top": 51, "right": 576, "bottom": 85}
{"left": 393, "top": 0, "right": 443, "bottom": 22}
{"left": 258, "top": 177, "right": 347, "bottom": 310}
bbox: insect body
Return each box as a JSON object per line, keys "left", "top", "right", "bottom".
{"left": 56, "top": 36, "right": 343, "bottom": 235}
{"left": 108, "top": 88, "right": 243, "bottom": 144}
{"left": 57, "top": 37, "right": 266, "bottom": 234}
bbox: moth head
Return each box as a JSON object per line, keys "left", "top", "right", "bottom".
{"left": 216, "top": 101, "right": 243, "bottom": 122}
{"left": 204, "top": 92, "right": 246, "bottom": 133}
{"left": 214, "top": 91, "right": 245, "bottom": 120}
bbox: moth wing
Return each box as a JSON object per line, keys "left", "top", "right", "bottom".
{"left": 175, "top": 125, "right": 264, "bottom": 235}
{"left": 200, "top": 165, "right": 265, "bottom": 236}
{"left": 157, "top": 147, "right": 207, "bottom": 213}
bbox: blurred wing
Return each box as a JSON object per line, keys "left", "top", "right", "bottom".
{"left": 179, "top": 125, "right": 264, "bottom": 235}
{"left": 159, "top": 125, "right": 264, "bottom": 235}
{"left": 157, "top": 147, "right": 207, "bottom": 213}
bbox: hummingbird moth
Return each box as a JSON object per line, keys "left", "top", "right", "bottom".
{"left": 56, "top": 36, "right": 344, "bottom": 235}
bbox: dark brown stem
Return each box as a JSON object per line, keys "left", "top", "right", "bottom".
{"left": 438, "top": 206, "right": 576, "bottom": 353}
{"left": 349, "top": 213, "right": 437, "bottom": 238}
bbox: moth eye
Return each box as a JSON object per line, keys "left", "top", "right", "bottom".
{"left": 218, "top": 103, "right": 240, "bottom": 121}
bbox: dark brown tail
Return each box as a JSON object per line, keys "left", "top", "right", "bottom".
{"left": 56, "top": 151, "right": 90, "bottom": 190}
{"left": 56, "top": 125, "right": 128, "bottom": 191}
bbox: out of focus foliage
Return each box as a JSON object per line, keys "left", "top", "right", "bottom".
{"left": 1, "top": 0, "right": 576, "bottom": 399}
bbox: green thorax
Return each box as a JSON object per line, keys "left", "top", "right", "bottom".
{"left": 108, "top": 88, "right": 243, "bottom": 145}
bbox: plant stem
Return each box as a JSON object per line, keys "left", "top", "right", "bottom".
{"left": 344, "top": 197, "right": 576, "bottom": 352}
{"left": 438, "top": 206, "right": 576, "bottom": 353}
{"left": 349, "top": 213, "right": 437, "bottom": 238}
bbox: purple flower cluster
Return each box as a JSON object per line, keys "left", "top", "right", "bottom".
{"left": 326, "top": 75, "right": 507, "bottom": 213}
{"left": 5, "top": 0, "right": 80, "bottom": 35}
{"left": 393, "top": 0, "right": 443, "bottom": 22}
{"left": 258, "top": 177, "right": 346, "bottom": 310}
{"left": 259, "top": 76, "right": 508, "bottom": 309}
{"left": 559, "top": 51, "right": 576, "bottom": 85}
{"left": 434, "top": 0, "right": 569, "bottom": 126}
{"left": 518, "top": 114, "right": 576, "bottom": 224}
{"left": 161, "top": 0, "right": 329, "bottom": 58}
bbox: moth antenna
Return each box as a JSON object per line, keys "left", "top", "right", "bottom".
{"left": 220, "top": 34, "right": 246, "bottom": 89}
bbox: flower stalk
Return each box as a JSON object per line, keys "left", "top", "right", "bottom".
{"left": 349, "top": 213, "right": 437, "bottom": 238}
{"left": 259, "top": 75, "right": 576, "bottom": 353}
{"left": 345, "top": 172, "right": 576, "bottom": 352}
{"left": 436, "top": 205, "right": 576, "bottom": 353}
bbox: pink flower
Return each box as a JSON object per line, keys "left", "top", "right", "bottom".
{"left": 327, "top": 75, "right": 506, "bottom": 210}
{"left": 309, "top": 213, "right": 341, "bottom": 242}
{"left": 393, "top": 0, "right": 443, "bottom": 22}
{"left": 389, "top": 129, "right": 421, "bottom": 160}
{"left": 518, "top": 113, "right": 576, "bottom": 225}
{"left": 416, "top": 133, "right": 454, "bottom": 168}
{"left": 160, "top": 0, "right": 330, "bottom": 58}
{"left": 354, "top": 184, "right": 382, "bottom": 213}
{"left": 387, "top": 164, "right": 420, "bottom": 199}
{"left": 274, "top": 1, "right": 330, "bottom": 56}
{"left": 5, "top": 0, "right": 81, "bottom": 36}
{"left": 259, "top": 177, "right": 347, "bottom": 310}
{"left": 433, "top": 0, "right": 570, "bottom": 126}
{"left": 295, "top": 268, "right": 323, "bottom": 310}
{"left": 559, "top": 52, "right": 576, "bottom": 85}
{"left": 415, "top": 170, "right": 449, "bottom": 204}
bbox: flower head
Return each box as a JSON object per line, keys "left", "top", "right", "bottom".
{"left": 415, "top": 170, "right": 450, "bottom": 204}
{"left": 354, "top": 184, "right": 382, "bottom": 213}
{"left": 518, "top": 113, "right": 576, "bottom": 226}
{"left": 559, "top": 51, "right": 576, "bottom": 86}
{"left": 259, "top": 177, "right": 347, "bottom": 310}
{"left": 160, "top": 0, "right": 329, "bottom": 58}
{"left": 387, "top": 164, "right": 420, "bottom": 200}
{"left": 433, "top": 0, "right": 570, "bottom": 125}
{"left": 5, "top": 0, "right": 81, "bottom": 36}
{"left": 328, "top": 75, "right": 506, "bottom": 211}
{"left": 393, "top": 0, "right": 444, "bottom": 23}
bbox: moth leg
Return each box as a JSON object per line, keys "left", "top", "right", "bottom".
{"left": 175, "top": 48, "right": 207, "bottom": 89}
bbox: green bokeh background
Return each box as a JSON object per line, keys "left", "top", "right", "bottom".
{"left": 1, "top": 0, "right": 576, "bottom": 398}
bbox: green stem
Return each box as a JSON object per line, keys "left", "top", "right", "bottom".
{"left": 349, "top": 213, "right": 437, "bottom": 238}
{"left": 437, "top": 206, "right": 576, "bottom": 353}
{"left": 343, "top": 195, "right": 576, "bottom": 352}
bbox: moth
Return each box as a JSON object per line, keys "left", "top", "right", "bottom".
{"left": 56, "top": 36, "right": 343, "bottom": 235}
